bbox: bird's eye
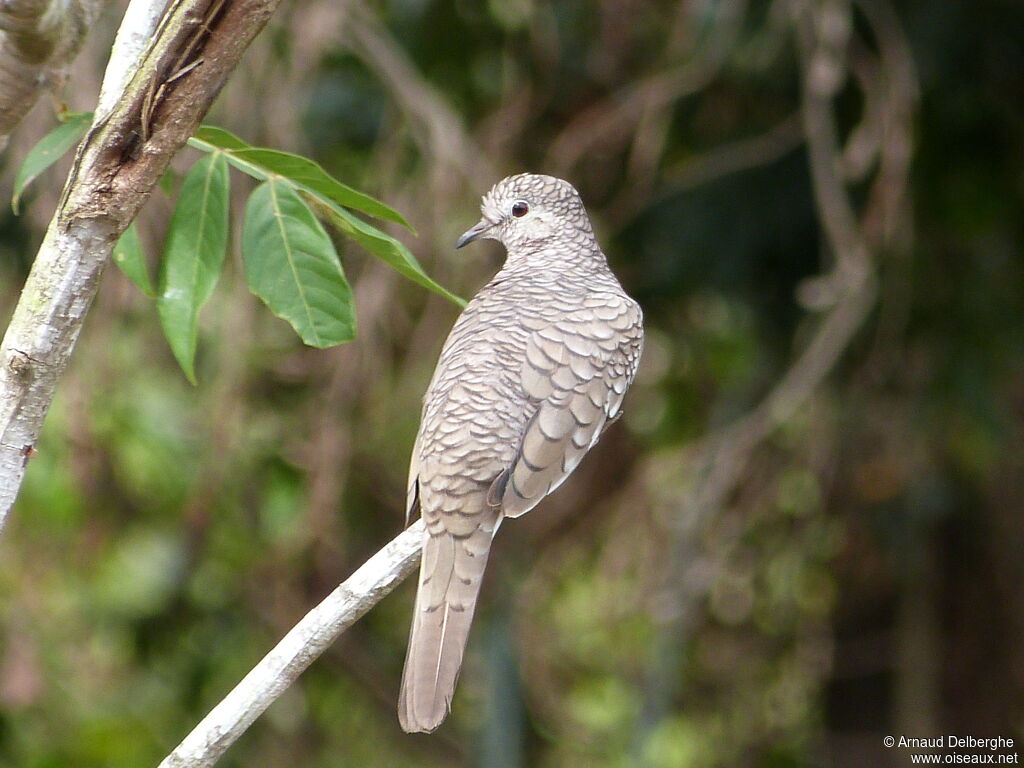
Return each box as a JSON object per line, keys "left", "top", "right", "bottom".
{"left": 511, "top": 201, "right": 529, "bottom": 218}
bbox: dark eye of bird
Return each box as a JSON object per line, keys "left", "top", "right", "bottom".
{"left": 511, "top": 201, "right": 529, "bottom": 218}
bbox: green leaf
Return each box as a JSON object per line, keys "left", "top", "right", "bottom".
{"left": 190, "top": 125, "right": 250, "bottom": 152}
{"left": 188, "top": 125, "right": 465, "bottom": 308}
{"left": 159, "top": 167, "right": 179, "bottom": 197}
{"left": 315, "top": 198, "right": 467, "bottom": 309}
{"left": 112, "top": 224, "right": 155, "bottom": 297}
{"left": 242, "top": 179, "right": 355, "bottom": 347}
{"left": 189, "top": 126, "right": 412, "bottom": 229}
{"left": 157, "top": 153, "right": 230, "bottom": 384}
{"left": 11, "top": 111, "right": 93, "bottom": 214}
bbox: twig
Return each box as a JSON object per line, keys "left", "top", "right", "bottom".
{"left": 852, "top": 0, "right": 918, "bottom": 381}
{"left": 792, "top": 0, "right": 873, "bottom": 310}
{"left": 158, "top": 521, "right": 424, "bottom": 768}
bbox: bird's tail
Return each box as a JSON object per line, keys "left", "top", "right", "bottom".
{"left": 398, "top": 520, "right": 496, "bottom": 733}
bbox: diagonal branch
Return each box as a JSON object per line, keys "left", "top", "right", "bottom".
{"left": 0, "top": 0, "right": 283, "bottom": 531}
{"left": 159, "top": 520, "right": 424, "bottom": 768}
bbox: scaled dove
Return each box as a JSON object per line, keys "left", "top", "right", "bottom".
{"left": 399, "top": 173, "right": 644, "bottom": 733}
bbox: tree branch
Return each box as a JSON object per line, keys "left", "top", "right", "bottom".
{"left": 0, "top": 0, "right": 283, "bottom": 530}
{"left": 0, "top": 0, "right": 107, "bottom": 148}
{"left": 158, "top": 520, "right": 424, "bottom": 768}
{"left": 95, "top": 0, "right": 171, "bottom": 121}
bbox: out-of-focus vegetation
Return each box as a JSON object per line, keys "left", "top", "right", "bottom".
{"left": 0, "top": 1, "right": 1021, "bottom": 766}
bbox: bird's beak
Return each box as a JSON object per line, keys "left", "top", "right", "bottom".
{"left": 455, "top": 219, "right": 493, "bottom": 249}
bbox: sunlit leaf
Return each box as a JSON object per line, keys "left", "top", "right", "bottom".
{"left": 315, "top": 198, "right": 467, "bottom": 309}
{"left": 190, "top": 125, "right": 249, "bottom": 152}
{"left": 190, "top": 126, "right": 411, "bottom": 229}
{"left": 112, "top": 223, "right": 155, "bottom": 297}
{"left": 242, "top": 179, "right": 355, "bottom": 347}
{"left": 187, "top": 126, "right": 466, "bottom": 308}
{"left": 11, "top": 111, "right": 93, "bottom": 214}
{"left": 157, "top": 153, "right": 230, "bottom": 384}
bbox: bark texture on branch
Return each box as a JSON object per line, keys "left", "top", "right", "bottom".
{"left": 0, "top": 0, "right": 283, "bottom": 529}
{"left": 95, "top": 0, "right": 171, "bottom": 121}
{"left": 0, "top": 0, "right": 106, "bottom": 148}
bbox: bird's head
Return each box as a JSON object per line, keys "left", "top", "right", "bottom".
{"left": 455, "top": 173, "right": 595, "bottom": 253}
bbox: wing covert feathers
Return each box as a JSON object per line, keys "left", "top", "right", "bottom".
{"left": 503, "top": 296, "right": 643, "bottom": 518}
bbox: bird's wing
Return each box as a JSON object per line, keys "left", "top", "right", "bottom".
{"left": 501, "top": 296, "right": 643, "bottom": 518}
{"left": 405, "top": 427, "right": 424, "bottom": 527}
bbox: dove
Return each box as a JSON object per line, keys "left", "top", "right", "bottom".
{"left": 399, "top": 173, "right": 643, "bottom": 733}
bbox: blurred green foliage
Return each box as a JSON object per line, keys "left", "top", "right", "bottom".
{"left": 1, "top": 0, "right": 1022, "bottom": 766}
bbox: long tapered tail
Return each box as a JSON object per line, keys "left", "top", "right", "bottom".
{"left": 398, "top": 523, "right": 494, "bottom": 733}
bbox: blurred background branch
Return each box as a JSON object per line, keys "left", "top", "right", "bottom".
{"left": 0, "top": 0, "right": 107, "bottom": 149}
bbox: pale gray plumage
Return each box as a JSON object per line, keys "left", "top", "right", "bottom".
{"left": 398, "top": 173, "right": 643, "bottom": 733}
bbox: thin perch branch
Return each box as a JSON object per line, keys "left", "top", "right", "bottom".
{"left": 158, "top": 520, "right": 424, "bottom": 768}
